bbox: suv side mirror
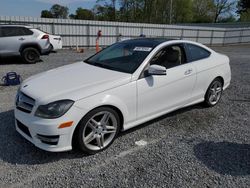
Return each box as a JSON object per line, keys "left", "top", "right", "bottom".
{"left": 145, "top": 65, "right": 167, "bottom": 76}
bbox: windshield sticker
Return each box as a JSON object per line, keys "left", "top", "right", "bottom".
{"left": 133, "top": 47, "right": 152, "bottom": 52}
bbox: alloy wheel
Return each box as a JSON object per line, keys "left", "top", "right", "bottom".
{"left": 208, "top": 80, "right": 223, "bottom": 105}
{"left": 82, "top": 111, "right": 118, "bottom": 151}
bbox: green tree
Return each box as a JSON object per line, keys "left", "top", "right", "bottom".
{"left": 237, "top": 0, "right": 250, "bottom": 21}
{"left": 50, "top": 4, "right": 69, "bottom": 19}
{"left": 218, "top": 15, "right": 237, "bottom": 22}
{"left": 93, "top": 4, "right": 116, "bottom": 21}
{"left": 172, "top": 0, "right": 193, "bottom": 23}
{"left": 213, "top": 0, "right": 235, "bottom": 23}
{"left": 96, "top": 0, "right": 117, "bottom": 21}
{"left": 240, "top": 11, "right": 250, "bottom": 21}
{"left": 193, "top": 0, "right": 215, "bottom": 23}
{"left": 41, "top": 10, "right": 53, "bottom": 18}
{"left": 69, "top": 14, "right": 76, "bottom": 19}
{"left": 237, "top": 0, "right": 250, "bottom": 14}
{"left": 73, "top": 8, "right": 94, "bottom": 20}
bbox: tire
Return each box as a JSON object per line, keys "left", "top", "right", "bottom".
{"left": 50, "top": 44, "right": 56, "bottom": 53}
{"left": 204, "top": 78, "right": 223, "bottom": 107}
{"left": 21, "top": 47, "right": 40, "bottom": 64}
{"left": 74, "top": 107, "right": 121, "bottom": 154}
{"left": 50, "top": 44, "right": 54, "bottom": 50}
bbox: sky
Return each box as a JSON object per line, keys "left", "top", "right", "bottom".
{"left": 0, "top": 0, "right": 97, "bottom": 17}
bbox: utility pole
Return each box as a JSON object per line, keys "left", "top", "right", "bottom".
{"left": 169, "top": 0, "right": 173, "bottom": 24}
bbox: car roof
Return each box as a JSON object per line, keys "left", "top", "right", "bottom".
{"left": 0, "top": 24, "right": 32, "bottom": 28}
{"left": 120, "top": 38, "right": 176, "bottom": 47}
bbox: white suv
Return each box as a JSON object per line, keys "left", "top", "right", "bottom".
{"left": 0, "top": 25, "right": 52, "bottom": 63}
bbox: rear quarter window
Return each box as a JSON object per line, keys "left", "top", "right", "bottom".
{"left": 187, "top": 43, "right": 211, "bottom": 62}
{"left": 20, "top": 27, "right": 33, "bottom": 35}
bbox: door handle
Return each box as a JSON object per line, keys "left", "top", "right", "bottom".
{"left": 19, "top": 38, "right": 25, "bottom": 41}
{"left": 184, "top": 69, "right": 193, "bottom": 75}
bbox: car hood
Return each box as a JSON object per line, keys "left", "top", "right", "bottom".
{"left": 20, "top": 62, "right": 132, "bottom": 104}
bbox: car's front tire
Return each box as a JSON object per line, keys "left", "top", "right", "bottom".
{"left": 74, "top": 107, "right": 121, "bottom": 154}
{"left": 21, "top": 47, "right": 40, "bottom": 64}
{"left": 204, "top": 78, "right": 223, "bottom": 107}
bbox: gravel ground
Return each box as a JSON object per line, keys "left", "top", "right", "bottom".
{"left": 0, "top": 46, "right": 249, "bottom": 188}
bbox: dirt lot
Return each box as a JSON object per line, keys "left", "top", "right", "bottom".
{"left": 0, "top": 46, "right": 249, "bottom": 188}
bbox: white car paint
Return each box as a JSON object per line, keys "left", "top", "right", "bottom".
{"left": 49, "top": 34, "right": 63, "bottom": 50}
{"left": 14, "top": 39, "right": 231, "bottom": 152}
{"left": 32, "top": 29, "right": 62, "bottom": 51}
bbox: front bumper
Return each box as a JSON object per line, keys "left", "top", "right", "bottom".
{"left": 14, "top": 106, "right": 84, "bottom": 152}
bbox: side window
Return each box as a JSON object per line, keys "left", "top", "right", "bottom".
{"left": 2, "top": 27, "right": 17, "bottom": 37}
{"left": 0, "top": 28, "right": 2, "bottom": 37}
{"left": 14, "top": 27, "right": 33, "bottom": 36}
{"left": 187, "top": 44, "right": 211, "bottom": 61}
{"left": 1, "top": 27, "right": 33, "bottom": 37}
{"left": 150, "top": 44, "right": 187, "bottom": 69}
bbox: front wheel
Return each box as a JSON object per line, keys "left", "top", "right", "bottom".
{"left": 74, "top": 107, "right": 121, "bottom": 154}
{"left": 204, "top": 78, "right": 223, "bottom": 107}
{"left": 21, "top": 47, "right": 40, "bottom": 64}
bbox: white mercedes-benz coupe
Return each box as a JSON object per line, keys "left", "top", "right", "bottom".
{"left": 15, "top": 38, "right": 231, "bottom": 154}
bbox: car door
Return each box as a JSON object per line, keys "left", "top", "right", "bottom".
{"left": 185, "top": 43, "right": 213, "bottom": 101}
{"left": 136, "top": 43, "right": 196, "bottom": 120}
{"left": 0, "top": 27, "right": 33, "bottom": 55}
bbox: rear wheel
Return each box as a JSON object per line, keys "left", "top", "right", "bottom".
{"left": 204, "top": 78, "right": 223, "bottom": 107}
{"left": 74, "top": 107, "right": 121, "bottom": 154}
{"left": 21, "top": 47, "right": 40, "bottom": 64}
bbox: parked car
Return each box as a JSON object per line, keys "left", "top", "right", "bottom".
{"left": 49, "top": 34, "right": 62, "bottom": 51}
{"left": 33, "top": 28, "right": 63, "bottom": 51}
{"left": 31, "top": 28, "right": 63, "bottom": 52}
{"left": 15, "top": 38, "right": 231, "bottom": 154}
{"left": 0, "top": 25, "right": 52, "bottom": 63}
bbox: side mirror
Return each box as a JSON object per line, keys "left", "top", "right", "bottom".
{"left": 145, "top": 65, "right": 167, "bottom": 76}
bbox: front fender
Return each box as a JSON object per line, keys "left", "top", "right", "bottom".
{"left": 73, "top": 82, "right": 137, "bottom": 129}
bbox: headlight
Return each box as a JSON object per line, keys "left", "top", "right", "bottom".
{"left": 35, "top": 100, "right": 74, "bottom": 119}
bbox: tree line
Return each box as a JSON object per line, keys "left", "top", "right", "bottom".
{"left": 41, "top": 0, "right": 250, "bottom": 24}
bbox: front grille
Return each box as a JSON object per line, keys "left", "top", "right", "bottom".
{"left": 16, "top": 92, "right": 35, "bottom": 113}
{"left": 16, "top": 120, "right": 31, "bottom": 138}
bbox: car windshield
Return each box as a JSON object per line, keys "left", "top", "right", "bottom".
{"left": 84, "top": 40, "right": 157, "bottom": 74}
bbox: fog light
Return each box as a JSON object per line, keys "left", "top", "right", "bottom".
{"left": 37, "top": 134, "right": 59, "bottom": 145}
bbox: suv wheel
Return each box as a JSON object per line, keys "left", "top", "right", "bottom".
{"left": 21, "top": 47, "right": 40, "bottom": 64}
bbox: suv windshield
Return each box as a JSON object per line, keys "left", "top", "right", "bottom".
{"left": 85, "top": 40, "right": 157, "bottom": 74}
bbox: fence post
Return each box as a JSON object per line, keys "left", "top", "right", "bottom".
{"left": 196, "top": 29, "right": 200, "bottom": 42}
{"left": 86, "top": 24, "right": 90, "bottom": 48}
{"left": 140, "top": 27, "right": 144, "bottom": 35}
{"left": 116, "top": 25, "right": 119, "bottom": 42}
{"left": 223, "top": 29, "right": 227, "bottom": 46}
{"left": 239, "top": 29, "right": 244, "bottom": 44}
{"left": 162, "top": 28, "right": 165, "bottom": 38}
{"left": 210, "top": 30, "right": 214, "bottom": 46}
{"left": 51, "top": 22, "right": 55, "bottom": 35}
{"left": 180, "top": 29, "right": 184, "bottom": 39}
